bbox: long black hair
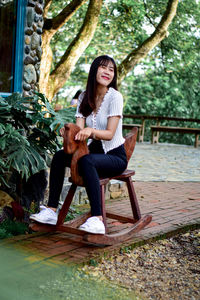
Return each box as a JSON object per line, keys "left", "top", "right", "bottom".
{"left": 79, "top": 55, "right": 118, "bottom": 117}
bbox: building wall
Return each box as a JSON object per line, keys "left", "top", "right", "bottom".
{"left": 23, "top": 0, "right": 44, "bottom": 96}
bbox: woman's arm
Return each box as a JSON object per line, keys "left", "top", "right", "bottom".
{"left": 76, "top": 117, "right": 85, "bottom": 129}
{"left": 75, "top": 116, "right": 120, "bottom": 141}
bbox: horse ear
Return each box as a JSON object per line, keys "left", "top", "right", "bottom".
{"left": 64, "top": 124, "right": 70, "bottom": 131}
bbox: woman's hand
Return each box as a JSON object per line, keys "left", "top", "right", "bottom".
{"left": 75, "top": 127, "right": 93, "bottom": 141}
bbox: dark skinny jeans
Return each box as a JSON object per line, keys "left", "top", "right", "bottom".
{"left": 48, "top": 141, "right": 127, "bottom": 216}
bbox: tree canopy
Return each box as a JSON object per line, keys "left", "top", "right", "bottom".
{"left": 123, "top": 0, "right": 200, "bottom": 117}
{"left": 40, "top": 0, "right": 180, "bottom": 100}
{"left": 39, "top": 0, "right": 200, "bottom": 144}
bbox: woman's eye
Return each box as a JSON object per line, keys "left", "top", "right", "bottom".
{"left": 100, "top": 65, "right": 114, "bottom": 72}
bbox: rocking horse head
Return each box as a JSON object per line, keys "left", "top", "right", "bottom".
{"left": 63, "top": 123, "right": 89, "bottom": 186}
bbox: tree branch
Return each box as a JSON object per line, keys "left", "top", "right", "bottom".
{"left": 118, "top": 0, "right": 179, "bottom": 84}
{"left": 47, "top": 0, "right": 103, "bottom": 99}
{"left": 143, "top": 0, "right": 156, "bottom": 27}
{"left": 44, "top": 0, "right": 52, "bottom": 18}
{"left": 43, "top": 0, "right": 86, "bottom": 31}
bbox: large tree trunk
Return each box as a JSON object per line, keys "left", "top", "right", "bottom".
{"left": 39, "top": 0, "right": 86, "bottom": 98}
{"left": 39, "top": 32, "right": 53, "bottom": 97}
{"left": 117, "top": 0, "right": 179, "bottom": 84}
{"left": 39, "top": 0, "right": 103, "bottom": 101}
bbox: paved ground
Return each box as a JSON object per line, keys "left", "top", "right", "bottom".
{"left": 130, "top": 142, "right": 200, "bottom": 181}
{"left": 3, "top": 143, "right": 200, "bottom": 264}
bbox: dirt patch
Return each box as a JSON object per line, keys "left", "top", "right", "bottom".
{"left": 83, "top": 228, "right": 200, "bottom": 300}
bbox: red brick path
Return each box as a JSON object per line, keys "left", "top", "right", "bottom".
{"left": 5, "top": 182, "right": 200, "bottom": 264}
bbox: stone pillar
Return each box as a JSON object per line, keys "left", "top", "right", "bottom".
{"left": 23, "top": 0, "right": 44, "bottom": 96}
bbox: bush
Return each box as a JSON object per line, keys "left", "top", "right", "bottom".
{"left": 0, "top": 92, "right": 76, "bottom": 193}
{"left": 0, "top": 219, "right": 29, "bottom": 239}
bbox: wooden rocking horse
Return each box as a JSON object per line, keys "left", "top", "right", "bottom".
{"left": 30, "top": 123, "right": 152, "bottom": 246}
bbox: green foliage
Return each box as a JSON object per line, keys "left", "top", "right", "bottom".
{"left": 49, "top": 106, "right": 76, "bottom": 132}
{"left": 120, "top": 0, "right": 200, "bottom": 145}
{"left": 123, "top": 64, "right": 200, "bottom": 144}
{"left": 0, "top": 219, "right": 29, "bottom": 239}
{"left": 46, "top": 0, "right": 199, "bottom": 146}
{"left": 0, "top": 93, "right": 76, "bottom": 188}
{"left": 64, "top": 206, "right": 83, "bottom": 222}
{"left": 120, "top": 245, "right": 132, "bottom": 254}
{"left": 48, "top": 0, "right": 150, "bottom": 97}
{"left": 51, "top": 0, "right": 200, "bottom": 111}
{"left": 89, "top": 259, "right": 99, "bottom": 267}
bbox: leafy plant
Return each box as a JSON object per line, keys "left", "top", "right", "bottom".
{"left": 0, "top": 219, "right": 29, "bottom": 239}
{"left": 0, "top": 92, "right": 76, "bottom": 189}
{"left": 89, "top": 259, "right": 99, "bottom": 267}
{"left": 64, "top": 207, "right": 83, "bottom": 222}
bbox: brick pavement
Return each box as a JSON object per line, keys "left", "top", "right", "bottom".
{"left": 4, "top": 181, "right": 200, "bottom": 264}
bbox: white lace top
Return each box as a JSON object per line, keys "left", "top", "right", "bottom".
{"left": 75, "top": 87, "right": 125, "bottom": 153}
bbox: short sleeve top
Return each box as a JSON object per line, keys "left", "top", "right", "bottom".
{"left": 75, "top": 87, "right": 125, "bottom": 153}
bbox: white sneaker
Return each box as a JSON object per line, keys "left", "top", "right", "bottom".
{"left": 30, "top": 207, "right": 58, "bottom": 225}
{"left": 79, "top": 217, "right": 105, "bottom": 234}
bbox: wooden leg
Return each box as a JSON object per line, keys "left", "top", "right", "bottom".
{"left": 139, "top": 119, "right": 145, "bottom": 142}
{"left": 57, "top": 183, "right": 77, "bottom": 226}
{"left": 138, "top": 127, "right": 142, "bottom": 142}
{"left": 195, "top": 134, "right": 199, "bottom": 148}
{"left": 151, "top": 129, "right": 159, "bottom": 143}
{"left": 101, "top": 184, "right": 108, "bottom": 233}
{"left": 155, "top": 121, "right": 160, "bottom": 143}
{"left": 155, "top": 131, "right": 160, "bottom": 143}
{"left": 151, "top": 129, "right": 155, "bottom": 143}
{"left": 126, "top": 176, "right": 141, "bottom": 220}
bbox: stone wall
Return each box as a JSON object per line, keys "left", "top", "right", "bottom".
{"left": 23, "top": 0, "right": 44, "bottom": 96}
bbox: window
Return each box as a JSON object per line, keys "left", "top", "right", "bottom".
{"left": 0, "top": 0, "right": 26, "bottom": 96}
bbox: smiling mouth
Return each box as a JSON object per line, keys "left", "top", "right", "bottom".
{"left": 102, "top": 76, "right": 110, "bottom": 80}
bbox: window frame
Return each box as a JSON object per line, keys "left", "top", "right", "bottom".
{"left": 0, "top": 0, "right": 27, "bottom": 97}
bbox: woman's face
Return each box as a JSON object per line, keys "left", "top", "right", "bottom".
{"left": 96, "top": 61, "right": 115, "bottom": 87}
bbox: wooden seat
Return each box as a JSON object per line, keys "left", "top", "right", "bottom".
{"left": 30, "top": 127, "right": 152, "bottom": 246}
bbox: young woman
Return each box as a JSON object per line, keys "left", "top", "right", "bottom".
{"left": 30, "top": 55, "right": 128, "bottom": 234}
